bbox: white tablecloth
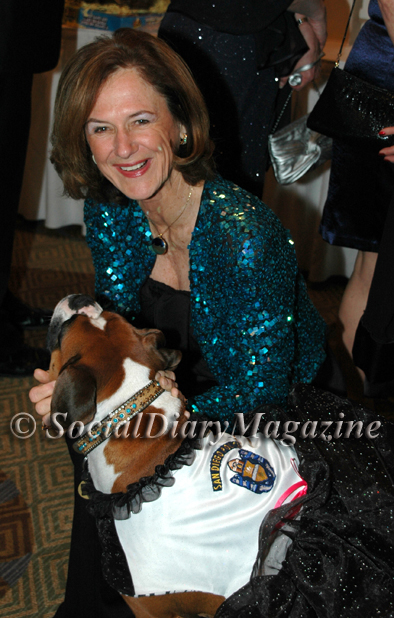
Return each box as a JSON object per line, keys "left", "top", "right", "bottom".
{"left": 19, "top": 28, "right": 111, "bottom": 231}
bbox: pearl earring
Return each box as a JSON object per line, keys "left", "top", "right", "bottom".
{"left": 92, "top": 154, "right": 97, "bottom": 165}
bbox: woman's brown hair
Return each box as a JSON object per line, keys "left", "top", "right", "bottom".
{"left": 51, "top": 28, "right": 215, "bottom": 202}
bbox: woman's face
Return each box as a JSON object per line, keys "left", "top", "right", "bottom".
{"left": 85, "top": 67, "right": 184, "bottom": 202}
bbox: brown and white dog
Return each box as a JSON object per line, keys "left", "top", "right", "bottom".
{"left": 47, "top": 294, "right": 306, "bottom": 618}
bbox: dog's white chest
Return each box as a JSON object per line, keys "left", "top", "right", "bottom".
{"left": 85, "top": 358, "right": 182, "bottom": 494}
{"left": 115, "top": 433, "right": 306, "bottom": 598}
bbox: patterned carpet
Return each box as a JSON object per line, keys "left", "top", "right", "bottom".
{"left": 0, "top": 220, "right": 94, "bottom": 618}
{"left": 0, "top": 217, "right": 392, "bottom": 617}
{"left": 0, "top": 471, "right": 33, "bottom": 600}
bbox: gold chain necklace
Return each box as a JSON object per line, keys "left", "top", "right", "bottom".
{"left": 147, "top": 187, "right": 193, "bottom": 255}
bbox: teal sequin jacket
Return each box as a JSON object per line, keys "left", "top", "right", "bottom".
{"left": 84, "top": 175, "right": 326, "bottom": 422}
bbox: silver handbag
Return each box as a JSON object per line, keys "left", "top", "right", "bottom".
{"left": 268, "top": 113, "right": 333, "bottom": 185}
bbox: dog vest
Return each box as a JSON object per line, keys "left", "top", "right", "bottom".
{"left": 114, "top": 432, "right": 307, "bottom": 598}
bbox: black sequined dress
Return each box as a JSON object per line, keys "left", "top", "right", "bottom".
{"left": 216, "top": 385, "right": 394, "bottom": 618}
{"left": 158, "top": 1, "right": 307, "bottom": 196}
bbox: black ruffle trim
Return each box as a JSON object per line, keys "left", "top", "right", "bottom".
{"left": 81, "top": 416, "right": 204, "bottom": 521}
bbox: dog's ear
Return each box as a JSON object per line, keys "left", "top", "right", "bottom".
{"left": 156, "top": 348, "right": 182, "bottom": 371}
{"left": 51, "top": 363, "right": 97, "bottom": 428}
{"left": 141, "top": 330, "right": 182, "bottom": 371}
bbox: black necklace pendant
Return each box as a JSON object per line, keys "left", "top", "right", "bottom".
{"left": 151, "top": 235, "right": 168, "bottom": 255}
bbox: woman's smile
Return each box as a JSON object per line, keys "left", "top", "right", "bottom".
{"left": 115, "top": 158, "right": 152, "bottom": 177}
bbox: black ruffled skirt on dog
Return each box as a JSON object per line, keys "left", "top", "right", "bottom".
{"left": 216, "top": 385, "right": 394, "bottom": 618}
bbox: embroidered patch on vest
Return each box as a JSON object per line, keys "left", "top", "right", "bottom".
{"left": 210, "top": 441, "right": 276, "bottom": 494}
{"left": 210, "top": 440, "right": 241, "bottom": 491}
{"left": 227, "top": 449, "right": 276, "bottom": 494}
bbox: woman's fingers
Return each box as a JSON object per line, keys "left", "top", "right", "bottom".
{"left": 378, "top": 126, "right": 394, "bottom": 134}
{"left": 39, "top": 412, "right": 52, "bottom": 428}
{"left": 31, "top": 389, "right": 52, "bottom": 424}
{"left": 280, "top": 22, "right": 321, "bottom": 90}
{"left": 29, "top": 379, "right": 55, "bottom": 405}
{"left": 155, "top": 369, "right": 177, "bottom": 390}
{"left": 379, "top": 148, "right": 394, "bottom": 162}
{"left": 32, "top": 367, "right": 51, "bottom": 385}
{"left": 378, "top": 127, "right": 394, "bottom": 161}
{"left": 170, "top": 386, "right": 187, "bottom": 407}
{"left": 155, "top": 370, "right": 187, "bottom": 406}
{"left": 29, "top": 369, "right": 55, "bottom": 427}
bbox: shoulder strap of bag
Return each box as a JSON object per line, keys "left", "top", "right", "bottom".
{"left": 336, "top": 0, "right": 357, "bottom": 66}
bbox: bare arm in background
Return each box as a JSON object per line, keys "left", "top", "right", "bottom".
{"left": 288, "top": 0, "right": 327, "bottom": 49}
{"left": 378, "top": 0, "right": 394, "bottom": 42}
{"left": 376, "top": 0, "right": 394, "bottom": 161}
{"left": 281, "top": 0, "right": 327, "bottom": 89}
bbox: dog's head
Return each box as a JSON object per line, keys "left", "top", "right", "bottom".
{"left": 48, "top": 294, "right": 182, "bottom": 428}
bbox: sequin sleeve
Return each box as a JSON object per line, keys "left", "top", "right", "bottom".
{"left": 186, "top": 178, "right": 326, "bottom": 422}
{"left": 84, "top": 198, "right": 155, "bottom": 317}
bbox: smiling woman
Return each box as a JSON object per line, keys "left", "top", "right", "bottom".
{"left": 84, "top": 68, "right": 185, "bottom": 203}
{"left": 50, "top": 28, "right": 214, "bottom": 204}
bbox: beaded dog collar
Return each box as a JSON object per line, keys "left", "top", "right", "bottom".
{"left": 73, "top": 379, "right": 164, "bottom": 457}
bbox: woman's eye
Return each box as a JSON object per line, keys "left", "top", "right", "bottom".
{"left": 94, "top": 126, "right": 108, "bottom": 133}
{"left": 135, "top": 118, "right": 149, "bottom": 125}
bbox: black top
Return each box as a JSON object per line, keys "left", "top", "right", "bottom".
{"left": 139, "top": 277, "right": 217, "bottom": 398}
{"left": 167, "top": 0, "right": 294, "bottom": 35}
{"left": 165, "top": 0, "right": 307, "bottom": 74}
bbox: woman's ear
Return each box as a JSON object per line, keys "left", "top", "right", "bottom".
{"left": 179, "top": 125, "right": 188, "bottom": 146}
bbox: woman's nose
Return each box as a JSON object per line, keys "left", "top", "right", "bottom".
{"left": 114, "top": 129, "right": 137, "bottom": 159}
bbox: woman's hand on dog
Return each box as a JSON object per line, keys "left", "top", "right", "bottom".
{"left": 155, "top": 370, "right": 187, "bottom": 407}
{"left": 29, "top": 368, "right": 186, "bottom": 428}
{"left": 29, "top": 369, "right": 55, "bottom": 428}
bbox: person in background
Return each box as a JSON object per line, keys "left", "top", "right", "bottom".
{"left": 352, "top": 189, "right": 394, "bottom": 396}
{"left": 319, "top": 0, "right": 394, "bottom": 386}
{"left": 158, "top": 0, "right": 327, "bottom": 196}
{"left": 351, "top": 4, "right": 394, "bottom": 398}
{"left": 0, "top": 0, "right": 65, "bottom": 377}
